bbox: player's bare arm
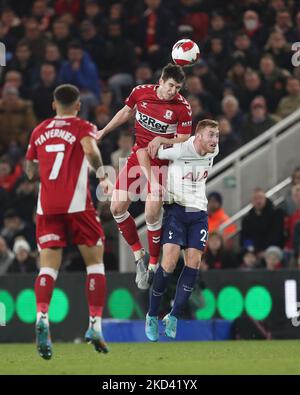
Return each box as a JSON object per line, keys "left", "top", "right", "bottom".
{"left": 148, "top": 133, "right": 190, "bottom": 159}
{"left": 81, "top": 136, "right": 113, "bottom": 195}
{"left": 96, "top": 105, "right": 135, "bottom": 140}
{"left": 25, "top": 160, "right": 39, "bottom": 181}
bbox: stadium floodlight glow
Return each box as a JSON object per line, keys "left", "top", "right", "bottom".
{"left": 245, "top": 286, "right": 272, "bottom": 320}
{"left": 49, "top": 289, "right": 69, "bottom": 323}
{"left": 217, "top": 286, "right": 244, "bottom": 320}
{"left": 108, "top": 288, "right": 135, "bottom": 319}
{"left": 195, "top": 289, "right": 216, "bottom": 320}
{"left": 0, "top": 290, "right": 14, "bottom": 323}
{"left": 16, "top": 289, "right": 36, "bottom": 323}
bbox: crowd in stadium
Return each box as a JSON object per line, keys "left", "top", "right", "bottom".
{"left": 0, "top": 0, "right": 300, "bottom": 274}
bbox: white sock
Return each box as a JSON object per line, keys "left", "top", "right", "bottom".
{"left": 37, "top": 311, "right": 49, "bottom": 326}
{"left": 89, "top": 316, "right": 102, "bottom": 332}
{"left": 134, "top": 248, "right": 145, "bottom": 262}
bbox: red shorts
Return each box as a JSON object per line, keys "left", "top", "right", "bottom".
{"left": 36, "top": 210, "right": 105, "bottom": 250}
{"left": 115, "top": 150, "right": 168, "bottom": 194}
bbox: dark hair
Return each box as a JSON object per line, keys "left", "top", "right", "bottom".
{"left": 161, "top": 63, "right": 185, "bottom": 84}
{"left": 68, "top": 40, "right": 83, "bottom": 51}
{"left": 53, "top": 84, "right": 80, "bottom": 107}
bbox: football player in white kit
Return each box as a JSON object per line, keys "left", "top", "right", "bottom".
{"left": 139, "top": 119, "right": 219, "bottom": 341}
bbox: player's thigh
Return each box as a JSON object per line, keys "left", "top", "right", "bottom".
{"left": 110, "top": 189, "right": 132, "bottom": 216}
{"left": 161, "top": 243, "right": 181, "bottom": 273}
{"left": 161, "top": 205, "right": 187, "bottom": 250}
{"left": 184, "top": 248, "right": 203, "bottom": 270}
{"left": 115, "top": 151, "right": 146, "bottom": 201}
{"left": 39, "top": 248, "right": 63, "bottom": 270}
{"left": 187, "top": 211, "right": 209, "bottom": 252}
{"left": 78, "top": 244, "right": 104, "bottom": 267}
{"left": 36, "top": 213, "right": 68, "bottom": 250}
{"left": 68, "top": 210, "right": 105, "bottom": 261}
{"left": 145, "top": 195, "right": 163, "bottom": 223}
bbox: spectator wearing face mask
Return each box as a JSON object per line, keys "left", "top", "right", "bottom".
{"left": 242, "top": 9, "right": 269, "bottom": 50}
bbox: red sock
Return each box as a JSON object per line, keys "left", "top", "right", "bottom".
{"left": 147, "top": 227, "right": 162, "bottom": 266}
{"left": 114, "top": 212, "right": 143, "bottom": 252}
{"left": 86, "top": 273, "right": 106, "bottom": 317}
{"left": 34, "top": 274, "right": 55, "bottom": 313}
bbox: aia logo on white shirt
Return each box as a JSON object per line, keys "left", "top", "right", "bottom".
{"left": 164, "top": 110, "right": 173, "bottom": 120}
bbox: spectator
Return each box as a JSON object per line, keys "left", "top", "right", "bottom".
{"left": 205, "top": 35, "right": 231, "bottom": 83}
{"left": 274, "top": 8, "right": 297, "bottom": 44}
{"left": 284, "top": 184, "right": 300, "bottom": 262}
{"left": 201, "top": 232, "right": 239, "bottom": 270}
{"left": 232, "top": 31, "right": 259, "bottom": 70}
{"left": 192, "top": 58, "right": 223, "bottom": 99}
{"left": 43, "top": 42, "right": 63, "bottom": 73}
{"left": 242, "top": 9, "right": 268, "bottom": 50}
{"left": 23, "top": 17, "right": 50, "bottom": 61}
{"left": 215, "top": 116, "right": 241, "bottom": 163}
{"left": 111, "top": 130, "right": 134, "bottom": 173}
{"left": 134, "top": 63, "right": 154, "bottom": 85}
{"left": 0, "top": 236, "right": 14, "bottom": 275}
{"left": 59, "top": 41, "right": 100, "bottom": 119}
{"left": 226, "top": 57, "right": 247, "bottom": 93}
{"left": 31, "top": 63, "right": 59, "bottom": 121}
{"left": 283, "top": 167, "right": 300, "bottom": 216}
{"left": 185, "top": 75, "right": 219, "bottom": 116}
{"left": 134, "top": 0, "right": 177, "bottom": 70}
{"left": 187, "top": 95, "right": 211, "bottom": 131}
{"left": 264, "top": 30, "right": 293, "bottom": 72}
{"left": 7, "top": 40, "right": 37, "bottom": 90}
{"left": 239, "top": 247, "right": 260, "bottom": 270}
{"left": 0, "top": 7, "right": 23, "bottom": 54}
{"left": 105, "top": 22, "right": 137, "bottom": 106}
{"left": 276, "top": 77, "right": 300, "bottom": 119}
{"left": 293, "top": 220, "right": 300, "bottom": 266}
{"left": 1, "top": 209, "right": 35, "bottom": 250}
{"left": 207, "top": 11, "right": 232, "bottom": 48}
{"left": 79, "top": 20, "right": 106, "bottom": 73}
{"left": 207, "top": 191, "right": 237, "bottom": 241}
{"left": 8, "top": 237, "right": 37, "bottom": 273}
{"left": 240, "top": 188, "right": 284, "bottom": 253}
{"left": 221, "top": 95, "right": 245, "bottom": 135}
{"left": 54, "top": 0, "right": 81, "bottom": 22}
{"left": 0, "top": 155, "right": 23, "bottom": 193}
{"left": 240, "top": 96, "right": 276, "bottom": 144}
{"left": 83, "top": 0, "right": 107, "bottom": 36}
{"left": 238, "top": 69, "right": 265, "bottom": 112}
{"left": 259, "top": 53, "right": 289, "bottom": 111}
{"left": 12, "top": 177, "right": 37, "bottom": 224}
{"left": 31, "top": 0, "right": 53, "bottom": 32}
{"left": 51, "top": 19, "right": 73, "bottom": 58}
{"left": 0, "top": 85, "right": 37, "bottom": 153}
{"left": 3, "top": 70, "right": 29, "bottom": 99}
{"left": 263, "top": 246, "right": 283, "bottom": 270}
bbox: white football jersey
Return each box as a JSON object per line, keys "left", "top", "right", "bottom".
{"left": 158, "top": 137, "right": 219, "bottom": 211}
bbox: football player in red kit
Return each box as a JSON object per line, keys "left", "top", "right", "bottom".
{"left": 97, "top": 64, "right": 192, "bottom": 289}
{"left": 25, "top": 84, "right": 112, "bottom": 359}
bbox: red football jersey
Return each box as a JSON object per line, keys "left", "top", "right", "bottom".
{"left": 125, "top": 84, "right": 192, "bottom": 148}
{"left": 26, "top": 116, "right": 97, "bottom": 215}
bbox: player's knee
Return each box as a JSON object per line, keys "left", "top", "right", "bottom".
{"left": 110, "top": 202, "right": 125, "bottom": 217}
{"left": 161, "top": 260, "right": 176, "bottom": 273}
{"left": 145, "top": 213, "right": 160, "bottom": 225}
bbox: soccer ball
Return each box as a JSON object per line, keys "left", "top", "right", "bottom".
{"left": 171, "top": 39, "right": 200, "bottom": 66}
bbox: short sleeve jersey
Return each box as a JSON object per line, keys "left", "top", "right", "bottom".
{"left": 26, "top": 116, "right": 97, "bottom": 215}
{"left": 125, "top": 84, "right": 192, "bottom": 148}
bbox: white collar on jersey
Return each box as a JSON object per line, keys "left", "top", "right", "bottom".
{"left": 54, "top": 115, "right": 76, "bottom": 119}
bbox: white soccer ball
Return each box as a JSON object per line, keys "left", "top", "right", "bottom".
{"left": 171, "top": 39, "right": 200, "bottom": 66}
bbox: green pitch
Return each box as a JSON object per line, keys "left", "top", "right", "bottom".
{"left": 0, "top": 341, "right": 300, "bottom": 375}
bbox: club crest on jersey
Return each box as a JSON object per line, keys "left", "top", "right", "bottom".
{"left": 141, "top": 102, "right": 147, "bottom": 109}
{"left": 164, "top": 110, "right": 173, "bottom": 120}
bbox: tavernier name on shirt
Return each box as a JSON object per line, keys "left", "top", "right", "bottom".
{"left": 34, "top": 129, "right": 76, "bottom": 146}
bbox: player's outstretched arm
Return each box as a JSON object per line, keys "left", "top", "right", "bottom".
{"left": 148, "top": 133, "right": 190, "bottom": 159}
{"left": 25, "top": 160, "right": 39, "bottom": 181}
{"left": 96, "top": 105, "right": 135, "bottom": 141}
